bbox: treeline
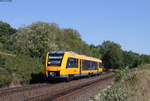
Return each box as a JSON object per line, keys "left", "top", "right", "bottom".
{"left": 99, "top": 41, "right": 150, "bottom": 69}
{"left": 0, "top": 21, "right": 150, "bottom": 70}
{"left": 1, "top": 21, "right": 150, "bottom": 87}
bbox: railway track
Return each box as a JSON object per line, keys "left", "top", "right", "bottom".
{"left": 0, "top": 72, "right": 115, "bottom": 101}
{"left": 0, "top": 83, "right": 50, "bottom": 97}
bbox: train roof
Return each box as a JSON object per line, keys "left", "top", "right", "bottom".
{"left": 49, "top": 51, "right": 101, "bottom": 62}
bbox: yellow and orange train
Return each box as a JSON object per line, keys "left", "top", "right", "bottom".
{"left": 43, "top": 51, "right": 103, "bottom": 79}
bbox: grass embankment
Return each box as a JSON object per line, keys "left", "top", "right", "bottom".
{"left": 94, "top": 64, "right": 150, "bottom": 101}
{"left": 0, "top": 51, "right": 43, "bottom": 88}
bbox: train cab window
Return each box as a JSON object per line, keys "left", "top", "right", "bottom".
{"left": 47, "top": 53, "right": 64, "bottom": 66}
{"left": 67, "top": 58, "right": 78, "bottom": 68}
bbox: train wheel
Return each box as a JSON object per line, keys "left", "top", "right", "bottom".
{"left": 88, "top": 73, "right": 92, "bottom": 77}
{"left": 65, "top": 77, "right": 71, "bottom": 82}
{"left": 65, "top": 74, "right": 74, "bottom": 82}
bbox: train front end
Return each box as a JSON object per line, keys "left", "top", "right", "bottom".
{"left": 44, "top": 51, "right": 66, "bottom": 78}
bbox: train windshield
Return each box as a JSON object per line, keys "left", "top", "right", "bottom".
{"left": 47, "top": 53, "right": 64, "bottom": 66}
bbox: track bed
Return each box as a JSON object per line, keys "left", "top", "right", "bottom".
{"left": 0, "top": 72, "right": 115, "bottom": 101}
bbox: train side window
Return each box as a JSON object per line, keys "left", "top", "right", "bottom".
{"left": 67, "top": 58, "right": 78, "bottom": 68}
{"left": 99, "top": 63, "right": 102, "bottom": 68}
{"left": 82, "top": 60, "right": 89, "bottom": 70}
{"left": 82, "top": 60, "right": 97, "bottom": 70}
{"left": 93, "top": 62, "right": 98, "bottom": 69}
{"left": 91, "top": 61, "right": 97, "bottom": 70}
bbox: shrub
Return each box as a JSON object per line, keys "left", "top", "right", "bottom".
{"left": 0, "top": 68, "right": 12, "bottom": 87}
{"left": 94, "top": 67, "right": 142, "bottom": 101}
{"left": 0, "top": 55, "right": 5, "bottom": 66}
{"left": 114, "top": 67, "right": 129, "bottom": 82}
{"left": 99, "top": 84, "right": 129, "bottom": 101}
{"left": 0, "top": 53, "right": 43, "bottom": 86}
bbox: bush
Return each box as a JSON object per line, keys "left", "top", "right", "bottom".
{"left": 4, "top": 55, "right": 43, "bottom": 84}
{"left": 0, "top": 52, "right": 43, "bottom": 86}
{"left": 100, "top": 41, "right": 124, "bottom": 69}
{"left": 114, "top": 67, "right": 129, "bottom": 82}
{"left": 0, "top": 68, "right": 12, "bottom": 87}
{"left": 94, "top": 67, "right": 142, "bottom": 101}
{"left": 0, "top": 55, "right": 5, "bottom": 66}
{"left": 99, "top": 84, "right": 129, "bottom": 101}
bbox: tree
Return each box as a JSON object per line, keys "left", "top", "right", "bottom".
{"left": 0, "top": 21, "right": 16, "bottom": 37}
{"left": 141, "top": 55, "right": 150, "bottom": 64}
{"left": 100, "top": 41, "right": 123, "bottom": 69}
{"left": 13, "top": 22, "right": 60, "bottom": 57}
{"left": 87, "top": 44, "right": 101, "bottom": 58}
{"left": 0, "top": 21, "right": 16, "bottom": 50}
{"left": 123, "top": 51, "right": 142, "bottom": 68}
{"left": 13, "top": 22, "right": 90, "bottom": 57}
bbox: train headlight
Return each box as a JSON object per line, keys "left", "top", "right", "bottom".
{"left": 49, "top": 72, "right": 55, "bottom": 77}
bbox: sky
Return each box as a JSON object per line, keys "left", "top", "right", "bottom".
{"left": 0, "top": 0, "right": 150, "bottom": 54}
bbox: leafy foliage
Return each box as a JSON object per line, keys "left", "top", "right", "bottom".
{"left": 0, "top": 55, "right": 12, "bottom": 87}
{"left": 0, "top": 54, "right": 42, "bottom": 86}
{"left": 123, "top": 51, "right": 142, "bottom": 68}
{"left": 0, "top": 55, "right": 5, "bottom": 66}
{"left": 95, "top": 65, "right": 150, "bottom": 101}
{"left": 0, "top": 68, "right": 12, "bottom": 87}
{"left": 13, "top": 22, "right": 59, "bottom": 57}
{"left": 0, "top": 21, "right": 16, "bottom": 37}
{"left": 0, "top": 21, "right": 150, "bottom": 87}
{"left": 0, "top": 21, "right": 16, "bottom": 50}
{"left": 13, "top": 22, "right": 94, "bottom": 57}
{"left": 100, "top": 41, "right": 123, "bottom": 69}
{"left": 99, "top": 84, "right": 129, "bottom": 101}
